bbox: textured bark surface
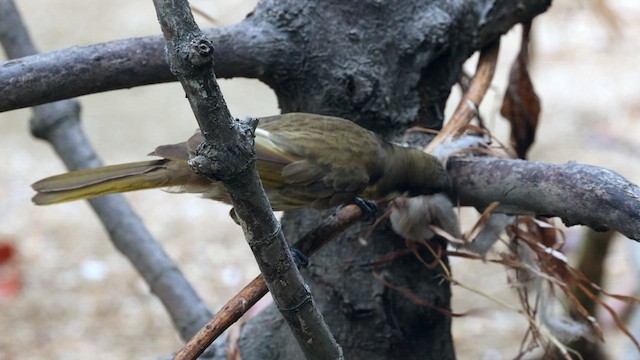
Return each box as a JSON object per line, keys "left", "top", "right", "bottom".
{"left": 152, "top": 0, "right": 342, "bottom": 358}
{"left": 449, "top": 157, "right": 640, "bottom": 240}
{"left": 1, "top": 0, "right": 552, "bottom": 358}
{"left": 0, "top": 25, "right": 284, "bottom": 112}
{"left": 218, "top": 1, "right": 550, "bottom": 359}
{"left": 0, "top": 1, "right": 550, "bottom": 125}
{"left": 236, "top": 209, "right": 453, "bottom": 360}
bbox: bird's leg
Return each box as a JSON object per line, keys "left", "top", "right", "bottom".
{"left": 353, "top": 197, "right": 378, "bottom": 215}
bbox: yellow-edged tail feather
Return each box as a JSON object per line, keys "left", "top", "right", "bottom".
{"left": 32, "top": 160, "right": 184, "bottom": 205}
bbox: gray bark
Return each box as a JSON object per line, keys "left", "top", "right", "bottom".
{"left": 152, "top": 0, "right": 342, "bottom": 358}
{"left": 211, "top": 1, "right": 550, "bottom": 359}
{"left": 449, "top": 157, "right": 640, "bottom": 241}
{"left": 2, "top": 0, "right": 557, "bottom": 359}
{"left": 233, "top": 209, "right": 454, "bottom": 360}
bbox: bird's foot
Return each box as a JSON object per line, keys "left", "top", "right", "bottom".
{"left": 290, "top": 247, "right": 309, "bottom": 268}
{"left": 338, "top": 197, "right": 378, "bottom": 223}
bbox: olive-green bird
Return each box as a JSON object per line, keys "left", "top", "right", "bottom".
{"left": 32, "top": 113, "right": 451, "bottom": 210}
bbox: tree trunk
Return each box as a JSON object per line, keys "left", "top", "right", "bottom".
{"left": 220, "top": 1, "right": 551, "bottom": 359}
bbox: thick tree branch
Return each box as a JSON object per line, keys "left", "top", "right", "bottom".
{"left": 151, "top": 1, "right": 341, "bottom": 359}
{"left": 0, "top": 0, "right": 549, "bottom": 115}
{"left": 3, "top": 1, "right": 559, "bottom": 359}
{"left": 0, "top": 0, "right": 213, "bottom": 340}
{"left": 0, "top": 23, "right": 284, "bottom": 112}
{"left": 449, "top": 156, "right": 640, "bottom": 241}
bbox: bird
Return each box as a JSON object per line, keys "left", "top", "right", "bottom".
{"left": 31, "top": 113, "right": 452, "bottom": 211}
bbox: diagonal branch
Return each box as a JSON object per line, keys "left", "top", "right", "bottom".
{"left": 425, "top": 40, "right": 499, "bottom": 152}
{"left": 175, "top": 204, "right": 367, "bottom": 360}
{"left": 0, "top": 0, "right": 212, "bottom": 341}
{"left": 151, "top": 1, "right": 342, "bottom": 359}
{"left": 449, "top": 156, "right": 640, "bottom": 241}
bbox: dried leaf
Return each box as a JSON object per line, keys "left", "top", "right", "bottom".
{"left": 501, "top": 22, "right": 541, "bottom": 159}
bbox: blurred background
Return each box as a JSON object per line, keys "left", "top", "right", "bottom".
{"left": 1, "top": 1, "right": 638, "bottom": 359}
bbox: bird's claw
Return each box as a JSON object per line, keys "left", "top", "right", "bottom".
{"left": 338, "top": 197, "right": 378, "bottom": 224}
{"left": 290, "top": 247, "right": 309, "bottom": 268}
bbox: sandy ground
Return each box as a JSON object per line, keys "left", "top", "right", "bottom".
{"left": 1, "top": 1, "right": 639, "bottom": 359}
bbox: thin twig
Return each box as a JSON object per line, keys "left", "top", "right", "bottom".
{"left": 174, "top": 204, "right": 366, "bottom": 360}
{"left": 425, "top": 40, "right": 500, "bottom": 153}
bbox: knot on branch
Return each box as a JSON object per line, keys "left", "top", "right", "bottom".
{"left": 30, "top": 99, "right": 81, "bottom": 140}
{"left": 182, "top": 36, "right": 214, "bottom": 67}
{"left": 188, "top": 117, "right": 259, "bottom": 183}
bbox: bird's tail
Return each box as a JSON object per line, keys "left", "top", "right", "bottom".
{"left": 31, "top": 160, "right": 185, "bottom": 205}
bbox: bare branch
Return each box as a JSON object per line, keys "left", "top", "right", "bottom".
{"left": 0, "top": 0, "right": 550, "bottom": 117}
{"left": 0, "top": 0, "right": 212, "bottom": 341}
{"left": 151, "top": 1, "right": 342, "bottom": 359}
{"left": 175, "top": 204, "right": 367, "bottom": 360}
{"left": 0, "top": 0, "right": 36, "bottom": 58}
{"left": 449, "top": 156, "right": 640, "bottom": 240}
{"left": 0, "top": 23, "right": 284, "bottom": 112}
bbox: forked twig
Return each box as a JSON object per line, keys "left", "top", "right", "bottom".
{"left": 173, "top": 204, "right": 367, "bottom": 360}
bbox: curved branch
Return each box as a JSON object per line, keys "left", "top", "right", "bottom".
{"left": 0, "top": 22, "right": 285, "bottom": 112}
{"left": 0, "top": 0, "right": 549, "bottom": 116}
{"left": 0, "top": 0, "right": 212, "bottom": 340}
{"left": 449, "top": 156, "right": 640, "bottom": 240}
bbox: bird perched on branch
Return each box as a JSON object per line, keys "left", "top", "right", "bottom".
{"left": 32, "top": 113, "right": 452, "bottom": 210}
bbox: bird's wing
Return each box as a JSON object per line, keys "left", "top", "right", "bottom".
{"left": 146, "top": 115, "right": 385, "bottom": 209}
{"left": 149, "top": 128, "right": 295, "bottom": 189}
{"left": 254, "top": 127, "right": 305, "bottom": 190}
{"left": 257, "top": 113, "right": 383, "bottom": 194}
